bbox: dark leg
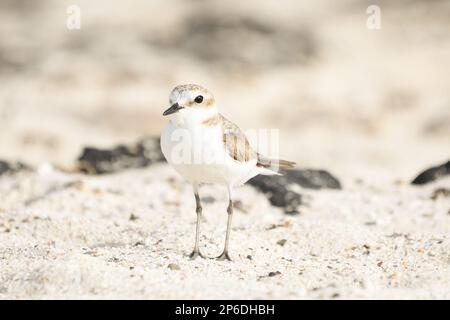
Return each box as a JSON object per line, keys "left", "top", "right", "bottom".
{"left": 189, "top": 185, "right": 206, "bottom": 259}
{"left": 217, "top": 186, "right": 233, "bottom": 261}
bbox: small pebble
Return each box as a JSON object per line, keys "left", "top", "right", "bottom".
{"left": 277, "top": 239, "right": 287, "bottom": 246}
{"left": 129, "top": 213, "right": 139, "bottom": 221}
{"left": 168, "top": 263, "right": 181, "bottom": 271}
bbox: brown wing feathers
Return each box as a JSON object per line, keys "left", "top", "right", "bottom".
{"left": 220, "top": 114, "right": 296, "bottom": 168}
{"left": 221, "top": 115, "right": 256, "bottom": 163}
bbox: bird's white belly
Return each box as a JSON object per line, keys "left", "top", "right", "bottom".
{"left": 161, "top": 121, "right": 258, "bottom": 186}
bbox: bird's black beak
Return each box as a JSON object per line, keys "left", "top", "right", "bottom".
{"left": 163, "top": 103, "right": 183, "bottom": 116}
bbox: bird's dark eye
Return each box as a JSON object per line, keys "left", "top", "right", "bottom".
{"left": 194, "top": 95, "right": 204, "bottom": 103}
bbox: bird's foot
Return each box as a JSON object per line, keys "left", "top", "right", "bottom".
{"left": 216, "top": 251, "right": 232, "bottom": 261}
{"left": 189, "top": 250, "right": 206, "bottom": 260}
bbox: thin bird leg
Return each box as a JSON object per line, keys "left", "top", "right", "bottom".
{"left": 217, "top": 186, "right": 234, "bottom": 261}
{"left": 189, "top": 185, "right": 206, "bottom": 259}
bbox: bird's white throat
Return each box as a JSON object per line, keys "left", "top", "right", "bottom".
{"left": 169, "top": 105, "right": 219, "bottom": 128}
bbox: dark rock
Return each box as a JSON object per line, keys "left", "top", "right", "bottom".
{"left": 268, "top": 271, "right": 281, "bottom": 277}
{"left": 270, "top": 190, "right": 302, "bottom": 215}
{"left": 0, "top": 160, "right": 29, "bottom": 176}
{"left": 250, "top": 168, "right": 341, "bottom": 192}
{"left": 77, "top": 136, "right": 164, "bottom": 174}
{"left": 282, "top": 169, "right": 341, "bottom": 189}
{"left": 129, "top": 213, "right": 139, "bottom": 221}
{"left": 411, "top": 160, "right": 450, "bottom": 185}
{"left": 147, "top": 10, "right": 316, "bottom": 70}
{"left": 168, "top": 263, "right": 181, "bottom": 271}
{"left": 248, "top": 168, "right": 341, "bottom": 214}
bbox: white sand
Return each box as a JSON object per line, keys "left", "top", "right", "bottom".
{"left": 0, "top": 164, "right": 449, "bottom": 299}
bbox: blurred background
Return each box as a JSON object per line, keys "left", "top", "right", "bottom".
{"left": 0, "top": 0, "right": 449, "bottom": 181}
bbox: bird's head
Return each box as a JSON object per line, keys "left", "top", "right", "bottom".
{"left": 163, "top": 84, "right": 218, "bottom": 124}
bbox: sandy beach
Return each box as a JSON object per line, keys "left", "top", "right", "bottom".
{"left": 0, "top": 163, "right": 449, "bottom": 299}
{"left": 0, "top": 0, "right": 449, "bottom": 299}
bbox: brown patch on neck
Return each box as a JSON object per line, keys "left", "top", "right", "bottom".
{"left": 202, "top": 114, "right": 220, "bottom": 126}
{"left": 205, "top": 97, "right": 215, "bottom": 107}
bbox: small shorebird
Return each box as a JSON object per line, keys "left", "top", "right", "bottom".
{"left": 160, "top": 84, "right": 295, "bottom": 260}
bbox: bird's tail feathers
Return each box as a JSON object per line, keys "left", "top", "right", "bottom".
{"left": 256, "top": 155, "right": 296, "bottom": 175}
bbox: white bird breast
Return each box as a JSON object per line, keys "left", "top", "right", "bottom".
{"left": 160, "top": 119, "right": 259, "bottom": 186}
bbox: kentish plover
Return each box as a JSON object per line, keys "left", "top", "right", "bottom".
{"left": 161, "top": 84, "right": 295, "bottom": 260}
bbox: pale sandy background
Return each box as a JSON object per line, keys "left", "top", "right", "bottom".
{"left": 0, "top": 0, "right": 449, "bottom": 299}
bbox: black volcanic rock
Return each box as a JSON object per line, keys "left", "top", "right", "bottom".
{"left": 412, "top": 160, "right": 450, "bottom": 185}
{"left": 77, "top": 137, "right": 164, "bottom": 174}
{"left": 248, "top": 168, "right": 341, "bottom": 215}
{"left": 0, "top": 160, "right": 29, "bottom": 176}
